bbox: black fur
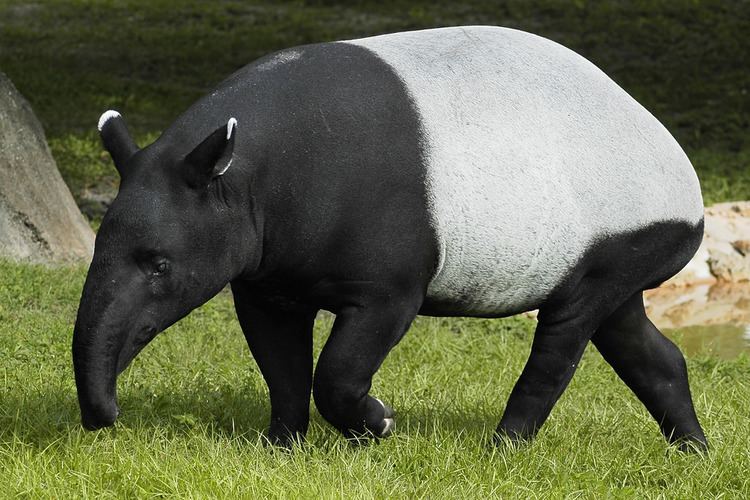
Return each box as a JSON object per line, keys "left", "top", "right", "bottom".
{"left": 74, "top": 42, "right": 436, "bottom": 439}
{"left": 495, "top": 219, "right": 707, "bottom": 449}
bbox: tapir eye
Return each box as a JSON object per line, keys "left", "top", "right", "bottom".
{"left": 134, "top": 251, "right": 170, "bottom": 277}
{"left": 153, "top": 260, "right": 169, "bottom": 276}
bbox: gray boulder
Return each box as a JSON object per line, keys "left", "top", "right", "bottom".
{"left": 0, "top": 71, "right": 94, "bottom": 262}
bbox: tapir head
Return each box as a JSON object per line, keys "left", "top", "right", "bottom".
{"left": 73, "top": 111, "right": 255, "bottom": 430}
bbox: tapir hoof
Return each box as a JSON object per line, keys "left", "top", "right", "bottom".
{"left": 344, "top": 398, "right": 395, "bottom": 443}
{"left": 493, "top": 423, "right": 536, "bottom": 448}
{"left": 266, "top": 428, "right": 307, "bottom": 450}
{"left": 264, "top": 421, "right": 307, "bottom": 450}
{"left": 374, "top": 398, "right": 395, "bottom": 438}
{"left": 673, "top": 435, "right": 709, "bottom": 454}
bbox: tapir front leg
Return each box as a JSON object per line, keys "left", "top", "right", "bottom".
{"left": 313, "top": 290, "right": 422, "bottom": 439}
{"left": 231, "top": 281, "right": 317, "bottom": 447}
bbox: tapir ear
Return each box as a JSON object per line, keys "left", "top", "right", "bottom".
{"left": 184, "top": 118, "right": 237, "bottom": 189}
{"left": 98, "top": 110, "right": 138, "bottom": 178}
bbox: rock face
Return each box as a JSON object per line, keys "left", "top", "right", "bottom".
{"left": 645, "top": 282, "right": 750, "bottom": 329}
{"left": 704, "top": 202, "right": 750, "bottom": 282}
{"left": 0, "top": 71, "right": 94, "bottom": 262}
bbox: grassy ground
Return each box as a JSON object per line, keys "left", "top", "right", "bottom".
{"left": 1, "top": 1, "right": 750, "bottom": 497}
{"left": 0, "top": 0, "right": 748, "bottom": 225}
{"left": 1, "top": 260, "right": 749, "bottom": 497}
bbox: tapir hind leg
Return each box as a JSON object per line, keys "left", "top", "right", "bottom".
{"left": 591, "top": 292, "right": 708, "bottom": 450}
{"left": 495, "top": 285, "right": 608, "bottom": 443}
{"left": 231, "top": 281, "right": 317, "bottom": 447}
{"left": 313, "top": 289, "right": 422, "bottom": 439}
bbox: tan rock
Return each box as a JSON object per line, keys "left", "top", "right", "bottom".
{"left": 644, "top": 282, "right": 750, "bottom": 329}
{"left": 732, "top": 239, "right": 750, "bottom": 256}
{"left": 0, "top": 71, "right": 94, "bottom": 262}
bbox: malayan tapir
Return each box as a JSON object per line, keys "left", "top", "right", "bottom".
{"left": 73, "top": 26, "right": 708, "bottom": 450}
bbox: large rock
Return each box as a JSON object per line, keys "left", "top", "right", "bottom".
{"left": 704, "top": 202, "right": 750, "bottom": 282}
{"left": 644, "top": 282, "right": 750, "bottom": 328}
{"left": 0, "top": 71, "right": 94, "bottom": 262}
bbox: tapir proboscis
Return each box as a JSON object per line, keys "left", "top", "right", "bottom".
{"left": 73, "top": 26, "right": 708, "bottom": 450}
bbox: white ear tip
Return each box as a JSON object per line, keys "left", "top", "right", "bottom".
{"left": 226, "top": 117, "right": 238, "bottom": 139}
{"left": 98, "top": 110, "right": 121, "bottom": 131}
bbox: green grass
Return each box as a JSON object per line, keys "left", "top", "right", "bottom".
{"left": 1, "top": 259, "right": 749, "bottom": 497}
{"left": 692, "top": 149, "right": 750, "bottom": 206}
{"left": 0, "top": 0, "right": 748, "bottom": 226}
{"left": 1, "top": 2, "right": 749, "bottom": 496}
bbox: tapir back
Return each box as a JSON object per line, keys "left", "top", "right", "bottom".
{"left": 346, "top": 26, "right": 703, "bottom": 316}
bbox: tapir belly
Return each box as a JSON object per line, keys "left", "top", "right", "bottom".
{"left": 346, "top": 27, "right": 703, "bottom": 316}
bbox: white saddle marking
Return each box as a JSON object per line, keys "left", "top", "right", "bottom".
{"left": 346, "top": 27, "right": 703, "bottom": 315}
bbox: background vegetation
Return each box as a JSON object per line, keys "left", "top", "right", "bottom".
{"left": 0, "top": 0, "right": 748, "bottom": 225}
{"left": 1, "top": 1, "right": 749, "bottom": 497}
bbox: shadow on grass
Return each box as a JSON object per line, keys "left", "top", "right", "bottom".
{"left": 1, "top": 383, "right": 505, "bottom": 451}
{"left": 118, "top": 381, "right": 270, "bottom": 437}
{"left": 0, "top": 380, "right": 271, "bottom": 448}
{"left": 304, "top": 398, "right": 502, "bottom": 449}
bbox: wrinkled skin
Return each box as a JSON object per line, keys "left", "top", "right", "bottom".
{"left": 73, "top": 116, "right": 256, "bottom": 429}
